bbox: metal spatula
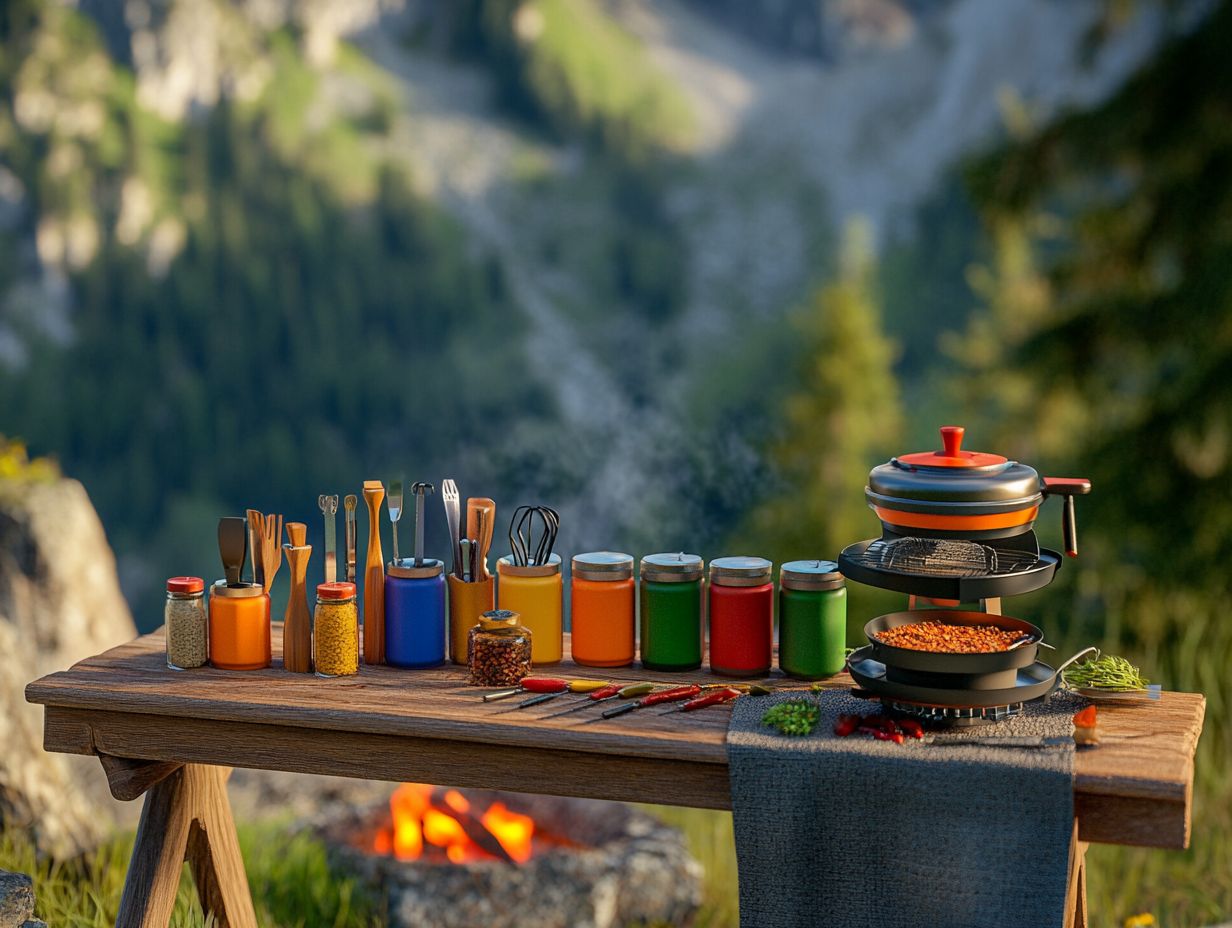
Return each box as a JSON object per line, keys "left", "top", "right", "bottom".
{"left": 218, "top": 517, "right": 247, "bottom": 588}
{"left": 388, "top": 479, "right": 404, "bottom": 564}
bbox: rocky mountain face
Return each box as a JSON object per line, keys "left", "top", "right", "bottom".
{"left": 0, "top": 479, "right": 136, "bottom": 858}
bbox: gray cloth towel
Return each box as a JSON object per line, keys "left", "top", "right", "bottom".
{"left": 728, "top": 689, "right": 1084, "bottom": 928}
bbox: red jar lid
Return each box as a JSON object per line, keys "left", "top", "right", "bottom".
{"left": 316, "top": 581, "right": 356, "bottom": 600}
{"left": 166, "top": 576, "right": 204, "bottom": 594}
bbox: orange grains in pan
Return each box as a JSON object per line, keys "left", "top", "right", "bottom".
{"left": 875, "top": 620, "right": 1029, "bottom": 654}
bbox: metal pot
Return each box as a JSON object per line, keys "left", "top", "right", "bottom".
{"left": 866, "top": 426, "right": 1091, "bottom": 555}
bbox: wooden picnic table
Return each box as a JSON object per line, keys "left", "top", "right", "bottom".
{"left": 27, "top": 625, "right": 1205, "bottom": 928}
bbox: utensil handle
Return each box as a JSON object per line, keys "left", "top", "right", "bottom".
{"left": 1057, "top": 646, "right": 1099, "bottom": 677}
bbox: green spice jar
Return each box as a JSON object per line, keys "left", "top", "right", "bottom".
{"left": 314, "top": 581, "right": 359, "bottom": 677}
{"left": 639, "top": 553, "right": 704, "bottom": 671}
{"left": 777, "top": 560, "right": 846, "bottom": 679}
{"left": 468, "top": 609, "right": 533, "bottom": 687}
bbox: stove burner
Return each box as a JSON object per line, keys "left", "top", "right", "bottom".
{"left": 883, "top": 699, "right": 1025, "bottom": 728}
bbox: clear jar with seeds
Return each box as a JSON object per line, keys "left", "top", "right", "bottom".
{"left": 166, "top": 576, "right": 208, "bottom": 669}
{"left": 468, "top": 610, "right": 532, "bottom": 687}
{"left": 314, "top": 582, "right": 359, "bottom": 677}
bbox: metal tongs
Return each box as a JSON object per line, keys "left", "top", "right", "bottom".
{"left": 318, "top": 494, "right": 339, "bottom": 583}
{"left": 344, "top": 495, "right": 358, "bottom": 584}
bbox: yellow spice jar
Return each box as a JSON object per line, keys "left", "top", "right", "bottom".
{"left": 313, "top": 581, "right": 359, "bottom": 677}
{"left": 497, "top": 554, "right": 562, "bottom": 664}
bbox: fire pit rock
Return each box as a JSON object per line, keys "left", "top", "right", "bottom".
{"left": 314, "top": 790, "right": 704, "bottom": 928}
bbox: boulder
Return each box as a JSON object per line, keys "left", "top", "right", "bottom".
{"left": 1, "top": 478, "right": 137, "bottom": 858}
{"left": 0, "top": 869, "right": 34, "bottom": 928}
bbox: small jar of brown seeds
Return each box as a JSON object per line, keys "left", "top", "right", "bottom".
{"left": 468, "top": 609, "right": 532, "bottom": 687}
{"left": 166, "top": 577, "right": 208, "bottom": 670}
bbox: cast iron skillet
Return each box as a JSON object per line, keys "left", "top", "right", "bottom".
{"left": 864, "top": 609, "right": 1044, "bottom": 675}
{"left": 846, "top": 645, "right": 1096, "bottom": 708}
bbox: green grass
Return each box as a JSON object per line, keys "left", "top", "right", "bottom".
{"left": 0, "top": 818, "right": 381, "bottom": 927}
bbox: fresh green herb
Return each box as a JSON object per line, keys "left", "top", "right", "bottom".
{"left": 1064, "top": 654, "right": 1151, "bottom": 691}
{"left": 761, "top": 699, "right": 820, "bottom": 736}
{"left": 747, "top": 683, "right": 773, "bottom": 696}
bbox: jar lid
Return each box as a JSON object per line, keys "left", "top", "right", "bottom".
{"left": 572, "top": 551, "right": 633, "bottom": 581}
{"left": 211, "top": 579, "right": 264, "bottom": 598}
{"left": 709, "top": 556, "right": 773, "bottom": 587}
{"left": 388, "top": 558, "right": 444, "bottom": 579}
{"left": 479, "top": 609, "right": 522, "bottom": 631}
{"left": 780, "top": 560, "right": 845, "bottom": 591}
{"left": 640, "top": 552, "right": 703, "bottom": 583}
{"left": 317, "top": 581, "right": 357, "bottom": 600}
{"left": 167, "top": 576, "right": 204, "bottom": 594}
{"left": 497, "top": 553, "right": 561, "bottom": 578}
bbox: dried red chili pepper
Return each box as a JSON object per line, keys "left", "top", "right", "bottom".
{"left": 834, "top": 714, "right": 860, "bottom": 737}
{"left": 898, "top": 719, "right": 925, "bottom": 740}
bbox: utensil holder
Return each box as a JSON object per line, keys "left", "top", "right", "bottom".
{"left": 209, "top": 581, "right": 271, "bottom": 671}
{"left": 497, "top": 554, "right": 563, "bottom": 665}
{"left": 448, "top": 574, "right": 495, "bottom": 665}
{"left": 386, "top": 560, "right": 447, "bottom": 668}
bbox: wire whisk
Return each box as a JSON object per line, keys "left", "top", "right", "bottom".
{"left": 508, "top": 505, "right": 560, "bottom": 567}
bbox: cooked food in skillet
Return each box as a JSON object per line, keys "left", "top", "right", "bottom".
{"left": 874, "top": 620, "right": 1031, "bottom": 654}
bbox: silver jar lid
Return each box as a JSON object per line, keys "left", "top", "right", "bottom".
{"left": 211, "top": 579, "right": 264, "bottom": 598}
{"left": 640, "top": 552, "right": 703, "bottom": 583}
{"left": 498, "top": 553, "right": 562, "bottom": 578}
{"left": 709, "top": 556, "right": 773, "bottom": 587}
{"left": 572, "top": 551, "right": 634, "bottom": 582}
{"left": 780, "top": 560, "right": 845, "bottom": 591}
{"left": 388, "top": 558, "right": 445, "bottom": 579}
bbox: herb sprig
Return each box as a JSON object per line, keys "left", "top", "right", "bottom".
{"left": 761, "top": 699, "right": 820, "bottom": 736}
{"left": 1063, "top": 654, "right": 1150, "bottom": 691}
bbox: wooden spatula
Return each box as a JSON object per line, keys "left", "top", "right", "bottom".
{"left": 363, "top": 480, "right": 386, "bottom": 665}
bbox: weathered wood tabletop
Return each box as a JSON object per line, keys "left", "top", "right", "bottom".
{"left": 27, "top": 625, "right": 1204, "bottom": 850}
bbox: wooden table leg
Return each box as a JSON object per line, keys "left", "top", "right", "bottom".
{"left": 1063, "top": 819, "right": 1089, "bottom": 928}
{"left": 115, "top": 764, "right": 256, "bottom": 928}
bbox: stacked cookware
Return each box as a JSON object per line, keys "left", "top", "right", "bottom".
{"left": 839, "top": 426, "right": 1093, "bottom": 726}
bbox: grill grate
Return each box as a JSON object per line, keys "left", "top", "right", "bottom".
{"left": 884, "top": 700, "right": 1025, "bottom": 728}
{"left": 856, "top": 537, "right": 1041, "bottom": 578}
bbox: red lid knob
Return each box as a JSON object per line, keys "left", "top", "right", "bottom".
{"left": 940, "top": 426, "right": 964, "bottom": 458}
{"left": 317, "top": 581, "right": 357, "bottom": 600}
{"left": 167, "top": 576, "right": 205, "bottom": 594}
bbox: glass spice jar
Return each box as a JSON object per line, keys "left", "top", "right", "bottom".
{"left": 639, "top": 553, "right": 704, "bottom": 671}
{"left": 209, "top": 581, "right": 271, "bottom": 670}
{"left": 468, "top": 609, "right": 533, "bottom": 687}
{"left": 314, "top": 582, "right": 359, "bottom": 677}
{"left": 708, "top": 556, "right": 774, "bottom": 677}
{"left": 571, "top": 552, "right": 635, "bottom": 668}
{"left": 778, "top": 560, "right": 847, "bottom": 679}
{"left": 165, "top": 576, "right": 207, "bottom": 670}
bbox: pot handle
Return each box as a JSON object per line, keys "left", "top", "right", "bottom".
{"left": 1042, "top": 477, "right": 1091, "bottom": 558}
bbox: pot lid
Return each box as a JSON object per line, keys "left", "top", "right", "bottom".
{"left": 896, "top": 426, "right": 1007, "bottom": 469}
{"left": 869, "top": 426, "right": 1044, "bottom": 505}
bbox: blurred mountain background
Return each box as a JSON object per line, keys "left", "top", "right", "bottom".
{"left": 0, "top": 0, "right": 1229, "bottom": 923}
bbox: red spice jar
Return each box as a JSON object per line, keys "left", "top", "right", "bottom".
{"left": 708, "top": 556, "right": 774, "bottom": 677}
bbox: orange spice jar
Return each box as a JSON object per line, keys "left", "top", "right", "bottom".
{"left": 208, "top": 580, "right": 271, "bottom": 670}
{"left": 570, "top": 552, "right": 635, "bottom": 668}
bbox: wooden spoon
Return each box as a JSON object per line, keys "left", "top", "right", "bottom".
{"left": 285, "top": 522, "right": 307, "bottom": 547}
{"left": 362, "top": 480, "right": 386, "bottom": 665}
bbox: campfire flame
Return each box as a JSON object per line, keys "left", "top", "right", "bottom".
{"left": 372, "top": 784, "right": 536, "bottom": 864}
